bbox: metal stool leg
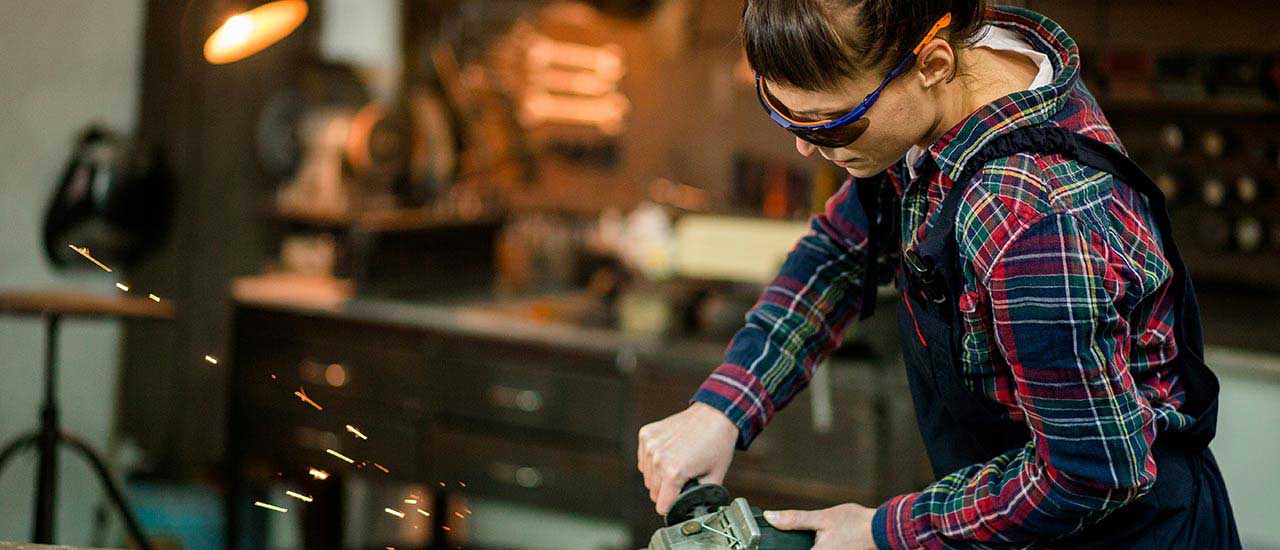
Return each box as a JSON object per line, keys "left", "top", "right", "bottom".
{"left": 34, "top": 313, "right": 61, "bottom": 543}
{"left": 0, "top": 432, "right": 38, "bottom": 475}
{"left": 61, "top": 433, "right": 154, "bottom": 550}
{"left": 0, "top": 312, "right": 154, "bottom": 549}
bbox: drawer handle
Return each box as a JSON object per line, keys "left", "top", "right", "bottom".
{"left": 300, "top": 359, "right": 348, "bottom": 388}
{"left": 486, "top": 385, "right": 544, "bottom": 412}
{"left": 294, "top": 426, "right": 338, "bottom": 451}
{"left": 488, "top": 461, "right": 545, "bottom": 489}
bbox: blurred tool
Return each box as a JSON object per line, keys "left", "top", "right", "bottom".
{"left": 43, "top": 126, "right": 172, "bottom": 270}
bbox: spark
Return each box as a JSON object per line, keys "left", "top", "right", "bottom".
{"left": 373, "top": 463, "right": 390, "bottom": 474}
{"left": 404, "top": 498, "right": 418, "bottom": 504}
{"left": 148, "top": 293, "right": 161, "bottom": 302}
{"left": 417, "top": 509, "right": 431, "bottom": 517}
{"left": 345, "top": 424, "right": 368, "bottom": 440}
{"left": 459, "top": 481, "right": 466, "bottom": 488}
{"left": 326, "top": 449, "right": 354, "bottom": 464}
{"left": 270, "top": 374, "right": 277, "bottom": 380}
{"left": 409, "top": 493, "right": 421, "bottom": 500}
{"left": 254, "top": 501, "right": 288, "bottom": 513}
{"left": 455, "top": 511, "right": 465, "bottom": 519}
{"left": 115, "top": 282, "right": 130, "bottom": 292}
{"left": 439, "top": 481, "right": 446, "bottom": 488}
{"left": 294, "top": 387, "right": 323, "bottom": 410}
{"left": 286, "top": 491, "right": 313, "bottom": 503}
{"left": 442, "top": 526, "right": 452, "bottom": 532}
{"left": 204, "top": 355, "right": 219, "bottom": 365}
{"left": 464, "top": 508, "right": 472, "bottom": 514}
{"left": 68, "top": 244, "right": 113, "bottom": 272}
{"left": 384, "top": 508, "right": 405, "bottom": 518}
{"left": 308, "top": 467, "right": 330, "bottom": 480}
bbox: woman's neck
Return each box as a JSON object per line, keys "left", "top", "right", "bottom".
{"left": 919, "top": 46, "right": 1041, "bottom": 149}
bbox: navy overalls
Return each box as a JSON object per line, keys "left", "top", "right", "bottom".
{"left": 859, "top": 126, "right": 1242, "bottom": 548}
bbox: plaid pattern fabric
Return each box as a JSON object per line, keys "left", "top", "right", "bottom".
{"left": 692, "top": 7, "right": 1197, "bottom": 549}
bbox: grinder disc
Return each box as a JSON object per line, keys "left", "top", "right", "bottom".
{"left": 664, "top": 482, "right": 731, "bottom": 526}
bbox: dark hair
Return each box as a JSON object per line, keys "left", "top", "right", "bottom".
{"left": 743, "top": 0, "right": 988, "bottom": 92}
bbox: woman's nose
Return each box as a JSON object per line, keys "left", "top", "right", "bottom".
{"left": 795, "top": 137, "right": 816, "bottom": 157}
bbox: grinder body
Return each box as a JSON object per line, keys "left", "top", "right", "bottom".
{"left": 647, "top": 482, "right": 815, "bottom": 550}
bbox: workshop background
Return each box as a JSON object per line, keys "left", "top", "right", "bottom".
{"left": 0, "top": 0, "right": 1278, "bottom": 549}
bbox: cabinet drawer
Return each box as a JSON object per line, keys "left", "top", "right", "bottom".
{"left": 239, "top": 337, "right": 427, "bottom": 415}
{"left": 243, "top": 405, "right": 426, "bottom": 480}
{"left": 432, "top": 343, "right": 624, "bottom": 441}
{"left": 431, "top": 429, "right": 623, "bottom": 518}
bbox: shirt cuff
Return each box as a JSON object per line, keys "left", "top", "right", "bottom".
{"left": 873, "top": 493, "right": 921, "bottom": 550}
{"left": 689, "top": 363, "right": 775, "bottom": 450}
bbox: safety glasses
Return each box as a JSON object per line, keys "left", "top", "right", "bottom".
{"left": 756, "top": 12, "right": 953, "bottom": 148}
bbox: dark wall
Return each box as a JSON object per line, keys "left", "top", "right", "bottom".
{"left": 121, "top": 0, "right": 319, "bottom": 477}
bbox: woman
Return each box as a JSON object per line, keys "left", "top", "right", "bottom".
{"left": 636, "top": 2, "right": 1241, "bottom": 548}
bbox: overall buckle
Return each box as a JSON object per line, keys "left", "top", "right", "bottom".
{"left": 904, "top": 249, "right": 948, "bottom": 304}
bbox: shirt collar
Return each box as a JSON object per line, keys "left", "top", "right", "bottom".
{"left": 922, "top": 6, "right": 1081, "bottom": 184}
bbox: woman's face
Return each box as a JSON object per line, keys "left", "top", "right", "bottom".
{"left": 764, "top": 69, "right": 938, "bottom": 178}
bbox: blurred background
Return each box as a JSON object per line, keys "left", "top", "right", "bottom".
{"left": 0, "top": 0, "right": 1277, "bottom": 549}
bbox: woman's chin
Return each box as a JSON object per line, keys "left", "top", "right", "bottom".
{"left": 841, "top": 157, "right": 896, "bottom": 178}
{"left": 844, "top": 164, "right": 879, "bottom": 178}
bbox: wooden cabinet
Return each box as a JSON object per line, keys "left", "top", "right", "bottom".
{"left": 226, "top": 302, "right": 928, "bottom": 549}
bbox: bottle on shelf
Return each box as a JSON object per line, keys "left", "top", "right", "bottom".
{"left": 1200, "top": 176, "right": 1228, "bottom": 207}
{"left": 1155, "top": 172, "right": 1181, "bottom": 202}
{"left": 1234, "top": 216, "right": 1266, "bottom": 253}
{"left": 1200, "top": 128, "right": 1230, "bottom": 160}
{"left": 1236, "top": 175, "right": 1259, "bottom": 204}
{"left": 1159, "top": 123, "right": 1185, "bottom": 154}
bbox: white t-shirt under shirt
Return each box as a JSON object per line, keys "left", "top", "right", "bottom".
{"left": 904, "top": 25, "right": 1056, "bottom": 180}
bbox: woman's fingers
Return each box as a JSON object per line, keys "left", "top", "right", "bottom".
{"left": 634, "top": 403, "right": 739, "bottom": 515}
{"left": 763, "top": 509, "right": 826, "bottom": 531}
{"left": 638, "top": 428, "right": 652, "bottom": 491}
{"left": 654, "top": 468, "right": 687, "bottom": 516}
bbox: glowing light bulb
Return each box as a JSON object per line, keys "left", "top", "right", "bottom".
{"left": 203, "top": 1, "right": 308, "bottom": 64}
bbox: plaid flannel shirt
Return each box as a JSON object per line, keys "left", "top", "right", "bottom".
{"left": 693, "top": 7, "right": 1197, "bottom": 549}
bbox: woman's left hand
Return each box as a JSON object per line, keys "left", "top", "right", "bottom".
{"left": 764, "top": 503, "right": 878, "bottom": 550}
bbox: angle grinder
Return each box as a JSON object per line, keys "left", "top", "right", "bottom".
{"left": 646, "top": 481, "right": 816, "bottom": 550}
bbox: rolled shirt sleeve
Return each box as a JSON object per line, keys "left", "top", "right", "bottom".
{"left": 692, "top": 176, "right": 877, "bottom": 449}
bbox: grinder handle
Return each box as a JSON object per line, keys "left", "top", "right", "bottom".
{"left": 755, "top": 508, "right": 817, "bottom": 549}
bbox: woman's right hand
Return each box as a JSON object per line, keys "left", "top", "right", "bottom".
{"left": 637, "top": 401, "right": 739, "bottom": 516}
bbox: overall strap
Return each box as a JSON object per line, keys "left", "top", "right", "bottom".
{"left": 917, "top": 125, "right": 1217, "bottom": 444}
{"left": 935, "top": 126, "right": 1201, "bottom": 352}
{"left": 855, "top": 171, "right": 901, "bottom": 320}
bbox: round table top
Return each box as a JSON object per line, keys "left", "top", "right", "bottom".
{"left": 0, "top": 289, "right": 173, "bottom": 319}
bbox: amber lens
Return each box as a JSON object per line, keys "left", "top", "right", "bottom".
{"left": 788, "top": 118, "right": 871, "bottom": 148}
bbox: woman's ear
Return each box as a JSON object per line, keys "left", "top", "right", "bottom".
{"left": 915, "top": 39, "right": 956, "bottom": 89}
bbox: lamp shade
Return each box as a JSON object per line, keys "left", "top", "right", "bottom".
{"left": 204, "top": 0, "right": 308, "bottom": 64}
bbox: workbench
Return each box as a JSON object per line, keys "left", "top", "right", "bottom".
{"left": 224, "top": 290, "right": 932, "bottom": 549}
